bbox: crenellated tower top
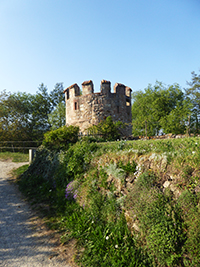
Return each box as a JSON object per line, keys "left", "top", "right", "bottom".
{"left": 64, "top": 79, "right": 132, "bottom": 136}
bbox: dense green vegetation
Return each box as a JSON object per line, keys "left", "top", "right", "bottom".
{"left": 87, "top": 116, "right": 125, "bottom": 141}
{"left": 132, "top": 71, "right": 200, "bottom": 136}
{"left": 0, "top": 82, "right": 65, "bottom": 141}
{"left": 16, "top": 135, "right": 200, "bottom": 266}
{"left": 132, "top": 82, "right": 191, "bottom": 136}
{"left": 42, "top": 125, "right": 79, "bottom": 150}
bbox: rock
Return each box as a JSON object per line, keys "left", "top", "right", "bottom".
{"left": 163, "top": 181, "right": 170, "bottom": 188}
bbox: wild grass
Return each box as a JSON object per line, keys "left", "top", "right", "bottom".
{"left": 12, "top": 164, "right": 29, "bottom": 177}
{"left": 0, "top": 152, "right": 29, "bottom": 162}
{"left": 16, "top": 137, "right": 200, "bottom": 266}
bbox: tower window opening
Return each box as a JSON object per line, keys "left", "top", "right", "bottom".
{"left": 74, "top": 102, "right": 78, "bottom": 110}
{"left": 67, "top": 90, "right": 69, "bottom": 100}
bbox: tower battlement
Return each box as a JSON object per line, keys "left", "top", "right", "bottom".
{"left": 64, "top": 80, "right": 132, "bottom": 136}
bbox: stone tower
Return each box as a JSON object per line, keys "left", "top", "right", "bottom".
{"left": 64, "top": 80, "right": 132, "bottom": 136}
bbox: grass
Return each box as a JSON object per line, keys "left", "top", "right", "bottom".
{"left": 0, "top": 152, "right": 29, "bottom": 162}
{"left": 15, "top": 137, "right": 200, "bottom": 266}
{"left": 12, "top": 164, "right": 29, "bottom": 177}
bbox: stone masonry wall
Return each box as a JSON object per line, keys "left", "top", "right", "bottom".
{"left": 64, "top": 80, "right": 132, "bottom": 136}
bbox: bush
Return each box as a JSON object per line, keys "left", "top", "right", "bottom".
{"left": 17, "top": 140, "right": 98, "bottom": 214}
{"left": 62, "top": 140, "right": 98, "bottom": 180}
{"left": 87, "top": 116, "right": 124, "bottom": 141}
{"left": 42, "top": 125, "right": 79, "bottom": 150}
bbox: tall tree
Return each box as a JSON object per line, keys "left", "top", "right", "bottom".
{"left": 0, "top": 82, "right": 66, "bottom": 141}
{"left": 159, "top": 100, "right": 192, "bottom": 134}
{"left": 0, "top": 91, "right": 34, "bottom": 140}
{"left": 30, "top": 83, "right": 52, "bottom": 135}
{"left": 185, "top": 71, "right": 200, "bottom": 133}
{"left": 48, "top": 102, "right": 66, "bottom": 130}
{"left": 48, "top": 82, "right": 66, "bottom": 130}
{"left": 132, "top": 82, "right": 192, "bottom": 136}
{"left": 50, "top": 82, "right": 65, "bottom": 107}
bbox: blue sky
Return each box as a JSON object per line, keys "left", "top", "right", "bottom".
{"left": 0, "top": 0, "right": 200, "bottom": 95}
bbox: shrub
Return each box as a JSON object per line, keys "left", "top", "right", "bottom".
{"left": 63, "top": 140, "right": 98, "bottom": 180}
{"left": 87, "top": 116, "right": 124, "bottom": 141}
{"left": 42, "top": 125, "right": 79, "bottom": 150}
{"left": 118, "top": 160, "right": 137, "bottom": 174}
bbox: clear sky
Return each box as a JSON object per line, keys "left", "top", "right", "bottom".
{"left": 0, "top": 0, "right": 200, "bottom": 95}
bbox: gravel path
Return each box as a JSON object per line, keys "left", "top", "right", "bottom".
{"left": 0, "top": 160, "right": 73, "bottom": 267}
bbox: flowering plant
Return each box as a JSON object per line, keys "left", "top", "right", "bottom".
{"left": 65, "top": 180, "right": 79, "bottom": 200}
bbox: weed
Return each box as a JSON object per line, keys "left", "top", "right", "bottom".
{"left": 63, "top": 189, "right": 151, "bottom": 266}
{"left": 118, "top": 160, "right": 137, "bottom": 174}
{"left": 105, "top": 163, "right": 126, "bottom": 181}
{"left": 118, "top": 140, "right": 126, "bottom": 150}
{"left": 126, "top": 171, "right": 186, "bottom": 266}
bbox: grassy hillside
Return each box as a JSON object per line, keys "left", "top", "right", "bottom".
{"left": 16, "top": 137, "right": 200, "bottom": 266}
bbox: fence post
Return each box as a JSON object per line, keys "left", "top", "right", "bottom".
{"left": 29, "top": 149, "right": 36, "bottom": 164}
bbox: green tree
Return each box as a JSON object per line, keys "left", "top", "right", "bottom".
{"left": 185, "top": 71, "right": 200, "bottom": 133}
{"left": 0, "top": 90, "right": 34, "bottom": 141}
{"left": 131, "top": 89, "right": 157, "bottom": 136}
{"left": 159, "top": 102, "right": 192, "bottom": 134}
{"left": 48, "top": 102, "right": 66, "bottom": 130}
{"left": 132, "top": 82, "right": 191, "bottom": 136}
{"left": 50, "top": 82, "right": 65, "bottom": 107}
{"left": 30, "top": 83, "right": 52, "bottom": 134}
{"left": 42, "top": 125, "right": 79, "bottom": 150}
{"left": 87, "top": 116, "right": 124, "bottom": 141}
{"left": 0, "top": 82, "right": 66, "bottom": 141}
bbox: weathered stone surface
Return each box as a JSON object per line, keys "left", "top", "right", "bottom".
{"left": 163, "top": 180, "right": 170, "bottom": 188}
{"left": 64, "top": 80, "right": 132, "bottom": 136}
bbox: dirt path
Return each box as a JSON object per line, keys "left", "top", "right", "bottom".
{"left": 0, "top": 159, "right": 74, "bottom": 267}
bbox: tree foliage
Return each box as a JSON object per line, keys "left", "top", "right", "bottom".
{"left": 30, "top": 83, "right": 52, "bottom": 134}
{"left": 185, "top": 70, "right": 200, "bottom": 133}
{"left": 49, "top": 82, "right": 65, "bottom": 107}
{"left": 0, "top": 82, "right": 66, "bottom": 141}
{"left": 48, "top": 102, "right": 66, "bottom": 130}
{"left": 48, "top": 83, "right": 66, "bottom": 130}
{"left": 42, "top": 125, "right": 79, "bottom": 150}
{"left": 132, "top": 82, "right": 192, "bottom": 136}
{"left": 87, "top": 116, "right": 124, "bottom": 141}
{"left": 0, "top": 90, "right": 34, "bottom": 140}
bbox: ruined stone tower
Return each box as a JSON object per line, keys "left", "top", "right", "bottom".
{"left": 64, "top": 80, "right": 132, "bottom": 136}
